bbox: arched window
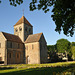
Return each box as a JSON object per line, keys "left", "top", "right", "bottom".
{"left": 25, "top": 27, "right": 27, "bottom": 31}
{"left": 19, "top": 27, "right": 22, "bottom": 31}
{"left": 32, "top": 44, "right": 34, "bottom": 49}
{"left": 29, "top": 29, "right": 31, "bottom": 33}
{"left": 15, "top": 28, "right": 18, "bottom": 32}
{"left": 0, "top": 57, "right": 2, "bottom": 61}
{"left": 17, "top": 53, "right": 19, "bottom": 58}
{"left": 9, "top": 53, "right": 11, "bottom": 58}
{"left": 10, "top": 42, "right": 12, "bottom": 48}
{"left": 0, "top": 43, "right": 1, "bottom": 48}
{"left": 18, "top": 44, "right": 20, "bottom": 49}
{"left": 29, "top": 28, "right": 32, "bottom": 34}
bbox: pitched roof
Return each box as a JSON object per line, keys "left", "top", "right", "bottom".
{"left": 2, "top": 32, "right": 23, "bottom": 43}
{"left": 25, "top": 33, "right": 43, "bottom": 43}
{"left": 14, "top": 16, "right": 32, "bottom": 27}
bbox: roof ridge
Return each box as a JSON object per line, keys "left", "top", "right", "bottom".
{"left": 25, "top": 32, "right": 43, "bottom": 43}
{"left": 2, "top": 32, "right": 23, "bottom": 43}
{"left": 28, "top": 32, "right": 43, "bottom": 36}
{"left": 2, "top": 31, "right": 17, "bottom": 36}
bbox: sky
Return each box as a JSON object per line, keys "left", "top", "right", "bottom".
{"left": 0, "top": 0, "right": 75, "bottom": 45}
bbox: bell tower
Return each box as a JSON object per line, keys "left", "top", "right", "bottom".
{"left": 14, "top": 16, "right": 33, "bottom": 42}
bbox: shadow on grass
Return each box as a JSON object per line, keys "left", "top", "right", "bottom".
{"left": 0, "top": 67, "right": 14, "bottom": 70}
{"left": 0, "top": 67, "right": 71, "bottom": 75}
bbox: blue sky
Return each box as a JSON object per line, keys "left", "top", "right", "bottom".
{"left": 0, "top": 0, "right": 75, "bottom": 45}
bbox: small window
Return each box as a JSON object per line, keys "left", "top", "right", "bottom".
{"left": 19, "top": 27, "right": 22, "bottom": 31}
{"left": 29, "top": 29, "right": 31, "bottom": 33}
{"left": 29, "top": 28, "right": 32, "bottom": 34}
{"left": 10, "top": 42, "right": 12, "bottom": 48}
{"left": 15, "top": 28, "right": 18, "bottom": 32}
{"left": 18, "top": 44, "right": 20, "bottom": 49}
{"left": 0, "top": 53, "right": 1, "bottom": 55}
{"left": 26, "top": 46, "right": 28, "bottom": 50}
{"left": 32, "top": 44, "right": 34, "bottom": 49}
{"left": 0, "top": 57, "right": 2, "bottom": 61}
{"left": 17, "top": 53, "right": 19, "bottom": 58}
{"left": 0, "top": 43, "right": 1, "bottom": 48}
{"left": 9, "top": 53, "right": 11, "bottom": 58}
{"left": 25, "top": 27, "right": 27, "bottom": 31}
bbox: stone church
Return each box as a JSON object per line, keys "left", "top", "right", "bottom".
{"left": 0, "top": 16, "right": 48, "bottom": 65}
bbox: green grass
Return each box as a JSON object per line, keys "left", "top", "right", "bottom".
{"left": 0, "top": 61, "right": 75, "bottom": 75}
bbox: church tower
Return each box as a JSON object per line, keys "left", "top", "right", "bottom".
{"left": 14, "top": 16, "right": 33, "bottom": 42}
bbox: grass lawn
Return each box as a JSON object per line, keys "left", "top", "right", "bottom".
{"left": 0, "top": 61, "right": 75, "bottom": 75}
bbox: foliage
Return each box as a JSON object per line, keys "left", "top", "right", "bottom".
{"left": 0, "top": 0, "right": 23, "bottom": 6}
{"left": 47, "top": 45, "right": 56, "bottom": 52}
{"left": 71, "top": 42, "right": 75, "bottom": 46}
{"left": 56, "top": 38, "right": 71, "bottom": 53}
{"left": 71, "top": 46, "right": 75, "bottom": 60}
{"left": 30, "top": 0, "right": 75, "bottom": 36}
{"left": 48, "top": 51, "right": 60, "bottom": 62}
{"left": 0, "top": 0, "right": 75, "bottom": 36}
{"left": 67, "top": 51, "right": 73, "bottom": 61}
{"left": 51, "top": 0, "right": 75, "bottom": 37}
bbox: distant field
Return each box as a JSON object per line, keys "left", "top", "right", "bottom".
{"left": 0, "top": 61, "right": 75, "bottom": 75}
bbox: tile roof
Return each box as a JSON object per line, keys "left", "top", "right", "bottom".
{"left": 25, "top": 33, "right": 43, "bottom": 43}
{"left": 14, "top": 16, "right": 32, "bottom": 27}
{"left": 2, "top": 32, "right": 23, "bottom": 43}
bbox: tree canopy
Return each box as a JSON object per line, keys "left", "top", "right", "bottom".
{"left": 71, "top": 46, "right": 75, "bottom": 60}
{"left": 56, "top": 38, "right": 71, "bottom": 53}
{"left": 71, "top": 42, "right": 75, "bottom": 46}
{"left": 0, "top": 0, "right": 75, "bottom": 36}
{"left": 47, "top": 45, "right": 56, "bottom": 52}
{"left": 30, "top": 0, "right": 75, "bottom": 36}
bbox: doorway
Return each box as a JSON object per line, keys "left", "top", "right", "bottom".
{"left": 26, "top": 56, "right": 30, "bottom": 64}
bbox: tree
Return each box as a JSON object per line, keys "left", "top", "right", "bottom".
{"left": 71, "top": 46, "right": 75, "bottom": 60}
{"left": 48, "top": 51, "right": 59, "bottom": 62}
{"left": 71, "top": 42, "right": 75, "bottom": 46}
{"left": 56, "top": 38, "right": 71, "bottom": 53}
{"left": 47, "top": 45, "right": 56, "bottom": 52}
{"left": 0, "top": 0, "right": 23, "bottom": 6}
{"left": 0, "top": 0, "right": 75, "bottom": 36}
{"left": 30, "top": 0, "right": 75, "bottom": 36}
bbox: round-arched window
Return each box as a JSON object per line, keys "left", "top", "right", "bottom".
{"left": 25, "top": 27, "right": 27, "bottom": 31}
{"left": 29, "top": 29, "right": 31, "bottom": 33}
{"left": 15, "top": 28, "right": 18, "bottom": 32}
{"left": 19, "top": 27, "right": 22, "bottom": 31}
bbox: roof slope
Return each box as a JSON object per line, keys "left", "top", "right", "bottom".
{"left": 2, "top": 32, "right": 23, "bottom": 43}
{"left": 25, "top": 33, "right": 43, "bottom": 43}
{"left": 14, "top": 16, "right": 32, "bottom": 27}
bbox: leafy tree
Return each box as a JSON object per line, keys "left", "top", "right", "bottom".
{"left": 48, "top": 51, "right": 59, "bottom": 62}
{"left": 67, "top": 51, "right": 72, "bottom": 61}
{"left": 30, "top": 0, "right": 75, "bottom": 36}
{"left": 0, "top": 0, "right": 75, "bottom": 36}
{"left": 47, "top": 45, "right": 56, "bottom": 52}
{"left": 56, "top": 39, "right": 71, "bottom": 53}
{"left": 71, "top": 42, "right": 75, "bottom": 46}
{"left": 0, "top": 0, "right": 23, "bottom": 6}
{"left": 71, "top": 46, "right": 75, "bottom": 60}
{"left": 47, "top": 45, "right": 61, "bottom": 62}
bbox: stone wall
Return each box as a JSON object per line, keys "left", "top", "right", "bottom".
{"left": 14, "top": 23, "right": 33, "bottom": 42}
{"left": 0, "top": 32, "right": 6, "bottom": 65}
{"left": 39, "top": 34, "right": 48, "bottom": 63}
{"left": 14, "top": 23, "right": 24, "bottom": 42}
{"left": 25, "top": 42, "right": 40, "bottom": 64}
{"left": 7, "top": 41, "right": 25, "bottom": 64}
